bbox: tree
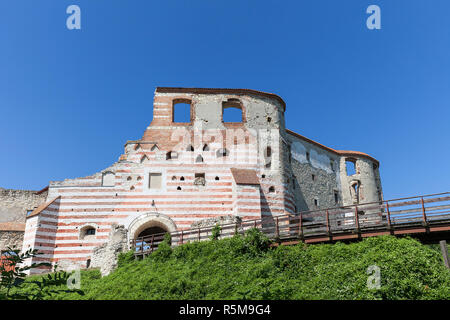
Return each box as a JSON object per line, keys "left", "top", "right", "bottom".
{"left": 0, "top": 247, "right": 83, "bottom": 299}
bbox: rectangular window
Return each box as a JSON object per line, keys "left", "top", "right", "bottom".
{"left": 173, "top": 99, "right": 192, "bottom": 123}
{"left": 346, "top": 159, "right": 356, "bottom": 176}
{"left": 334, "top": 191, "right": 339, "bottom": 204}
{"left": 194, "top": 173, "right": 206, "bottom": 186}
{"left": 222, "top": 99, "right": 243, "bottom": 123}
{"left": 149, "top": 173, "right": 162, "bottom": 189}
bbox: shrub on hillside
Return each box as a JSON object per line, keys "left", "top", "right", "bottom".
{"left": 7, "top": 235, "right": 450, "bottom": 300}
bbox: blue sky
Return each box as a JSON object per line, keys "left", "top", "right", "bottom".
{"left": 0, "top": 0, "right": 449, "bottom": 200}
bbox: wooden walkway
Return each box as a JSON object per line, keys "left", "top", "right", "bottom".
{"left": 132, "top": 192, "right": 450, "bottom": 257}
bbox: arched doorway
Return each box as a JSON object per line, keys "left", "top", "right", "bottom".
{"left": 136, "top": 225, "right": 168, "bottom": 253}
{"left": 137, "top": 226, "right": 167, "bottom": 238}
{"left": 127, "top": 213, "right": 177, "bottom": 254}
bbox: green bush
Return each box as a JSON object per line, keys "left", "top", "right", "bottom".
{"left": 210, "top": 224, "right": 222, "bottom": 241}
{"left": 241, "top": 228, "right": 271, "bottom": 256}
{"left": 6, "top": 235, "right": 450, "bottom": 300}
{"left": 117, "top": 250, "right": 135, "bottom": 268}
{"left": 151, "top": 239, "right": 172, "bottom": 262}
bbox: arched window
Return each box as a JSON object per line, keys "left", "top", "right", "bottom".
{"left": 186, "top": 144, "right": 194, "bottom": 152}
{"left": 203, "top": 144, "right": 209, "bottom": 151}
{"left": 350, "top": 181, "right": 360, "bottom": 204}
{"left": 172, "top": 99, "right": 192, "bottom": 123}
{"left": 196, "top": 155, "right": 204, "bottom": 163}
{"left": 222, "top": 99, "right": 244, "bottom": 123}
{"left": 216, "top": 148, "right": 229, "bottom": 157}
{"left": 80, "top": 226, "right": 96, "bottom": 240}
{"left": 269, "top": 186, "right": 275, "bottom": 193}
{"left": 151, "top": 144, "right": 159, "bottom": 151}
{"left": 166, "top": 151, "right": 178, "bottom": 160}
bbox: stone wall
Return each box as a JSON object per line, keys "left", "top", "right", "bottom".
{"left": 0, "top": 188, "right": 48, "bottom": 223}
{"left": 0, "top": 230, "right": 24, "bottom": 252}
{"left": 287, "top": 135, "right": 341, "bottom": 212}
{"left": 191, "top": 215, "right": 242, "bottom": 229}
{"left": 90, "top": 224, "right": 128, "bottom": 276}
{"left": 339, "top": 157, "right": 382, "bottom": 206}
{"left": 0, "top": 188, "right": 48, "bottom": 253}
{"left": 290, "top": 159, "right": 340, "bottom": 212}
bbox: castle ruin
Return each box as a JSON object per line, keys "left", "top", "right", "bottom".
{"left": 0, "top": 87, "right": 383, "bottom": 274}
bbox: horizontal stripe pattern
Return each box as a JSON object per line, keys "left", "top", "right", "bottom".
{"left": 23, "top": 130, "right": 289, "bottom": 273}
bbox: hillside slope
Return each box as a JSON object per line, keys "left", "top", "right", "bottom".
{"left": 9, "top": 231, "right": 450, "bottom": 300}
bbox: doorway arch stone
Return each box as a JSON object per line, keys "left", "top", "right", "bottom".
{"left": 127, "top": 212, "right": 177, "bottom": 244}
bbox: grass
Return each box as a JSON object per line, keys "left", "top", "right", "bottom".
{"left": 4, "top": 230, "right": 450, "bottom": 300}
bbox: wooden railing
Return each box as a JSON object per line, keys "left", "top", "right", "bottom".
{"left": 131, "top": 192, "right": 450, "bottom": 256}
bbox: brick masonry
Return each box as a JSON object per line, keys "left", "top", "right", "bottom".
{"left": 17, "top": 87, "right": 383, "bottom": 274}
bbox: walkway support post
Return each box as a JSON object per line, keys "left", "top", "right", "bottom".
{"left": 421, "top": 197, "right": 428, "bottom": 227}
{"left": 354, "top": 206, "right": 360, "bottom": 233}
{"left": 275, "top": 216, "right": 279, "bottom": 239}
{"left": 298, "top": 212, "right": 303, "bottom": 240}
{"left": 386, "top": 201, "right": 392, "bottom": 233}
{"left": 326, "top": 209, "right": 331, "bottom": 237}
{"left": 440, "top": 240, "right": 450, "bottom": 269}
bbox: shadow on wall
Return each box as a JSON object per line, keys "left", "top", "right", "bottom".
{"left": 259, "top": 188, "right": 273, "bottom": 231}
{"left": 293, "top": 177, "right": 308, "bottom": 213}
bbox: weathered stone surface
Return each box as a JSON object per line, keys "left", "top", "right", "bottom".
{"left": 0, "top": 231, "right": 23, "bottom": 252}
{"left": 0, "top": 188, "right": 48, "bottom": 223}
{"left": 191, "top": 215, "right": 242, "bottom": 229}
{"left": 0, "top": 188, "right": 47, "bottom": 253}
{"left": 90, "top": 224, "right": 128, "bottom": 276}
